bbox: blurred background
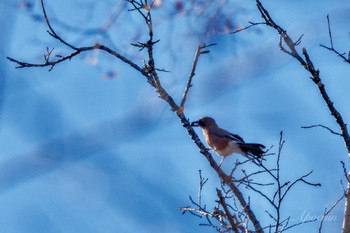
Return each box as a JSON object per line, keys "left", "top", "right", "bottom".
{"left": 1, "top": 0, "right": 350, "bottom": 232}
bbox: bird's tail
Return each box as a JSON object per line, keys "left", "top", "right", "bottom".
{"left": 240, "top": 143, "right": 266, "bottom": 158}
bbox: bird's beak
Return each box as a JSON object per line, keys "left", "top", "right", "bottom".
{"left": 191, "top": 121, "right": 199, "bottom": 127}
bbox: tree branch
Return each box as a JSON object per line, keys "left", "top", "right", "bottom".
{"left": 230, "top": 21, "right": 266, "bottom": 34}
{"left": 253, "top": 1, "right": 350, "bottom": 232}
{"left": 244, "top": 132, "right": 320, "bottom": 232}
{"left": 301, "top": 124, "right": 342, "bottom": 136}
{"left": 319, "top": 14, "right": 350, "bottom": 64}
{"left": 7, "top": 0, "right": 147, "bottom": 76}
{"left": 39, "top": 0, "right": 77, "bottom": 50}
{"left": 255, "top": 0, "right": 350, "bottom": 156}
{"left": 319, "top": 193, "right": 345, "bottom": 233}
{"left": 216, "top": 188, "right": 241, "bottom": 233}
{"left": 7, "top": 43, "right": 146, "bottom": 73}
{"left": 178, "top": 43, "right": 216, "bottom": 114}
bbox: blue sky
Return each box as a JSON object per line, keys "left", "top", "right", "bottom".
{"left": 1, "top": 0, "right": 350, "bottom": 232}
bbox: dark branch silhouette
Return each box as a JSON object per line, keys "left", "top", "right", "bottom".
{"left": 253, "top": 1, "right": 350, "bottom": 232}
{"left": 230, "top": 21, "right": 266, "bottom": 34}
{"left": 301, "top": 124, "right": 342, "bottom": 137}
{"left": 319, "top": 14, "right": 350, "bottom": 64}
{"left": 179, "top": 43, "right": 217, "bottom": 114}
{"left": 255, "top": 0, "right": 350, "bottom": 154}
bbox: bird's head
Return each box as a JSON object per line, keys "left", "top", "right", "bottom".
{"left": 191, "top": 116, "right": 217, "bottom": 128}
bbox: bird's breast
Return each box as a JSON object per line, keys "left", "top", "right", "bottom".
{"left": 216, "top": 141, "right": 244, "bottom": 156}
{"left": 203, "top": 130, "right": 245, "bottom": 157}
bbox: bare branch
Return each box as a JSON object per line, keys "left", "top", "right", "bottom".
{"left": 319, "top": 194, "right": 345, "bottom": 233}
{"left": 295, "top": 34, "right": 304, "bottom": 46}
{"left": 319, "top": 14, "right": 350, "bottom": 64}
{"left": 250, "top": 3, "right": 350, "bottom": 230}
{"left": 326, "top": 14, "right": 334, "bottom": 49}
{"left": 39, "top": 0, "right": 77, "bottom": 50}
{"left": 341, "top": 161, "right": 350, "bottom": 183}
{"left": 240, "top": 169, "right": 275, "bottom": 187}
{"left": 178, "top": 171, "right": 251, "bottom": 232}
{"left": 230, "top": 21, "right": 266, "bottom": 34}
{"left": 216, "top": 189, "right": 240, "bottom": 233}
{"left": 302, "top": 124, "right": 342, "bottom": 136}
{"left": 178, "top": 43, "right": 216, "bottom": 114}
{"left": 198, "top": 170, "right": 208, "bottom": 207}
{"left": 281, "top": 171, "right": 321, "bottom": 202}
{"left": 229, "top": 159, "right": 251, "bottom": 178}
{"left": 245, "top": 181, "right": 277, "bottom": 209}
{"left": 7, "top": 44, "right": 147, "bottom": 75}
{"left": 256, "top": 0, "right": 305, "bottom": 65}
{"left": 178, "top": 206, "right": 211, "bottom": 218}
{"left": 282, "top": 219, "right": 317, "bottom": 232}
{"left": 343, "top": 179, "right": 350, "bottom": 233}
{"left": 254, "top": 0, "right": 350, "bottom": 157}
{"left": 243, "top": 132, "right": 320, "bottom": 232}
{"left": 7, "top": 0, "right": 147, "bottom": 77}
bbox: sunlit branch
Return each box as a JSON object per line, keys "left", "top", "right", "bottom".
{"left": 216, "top": 189, "right": 242, "bottom": 233}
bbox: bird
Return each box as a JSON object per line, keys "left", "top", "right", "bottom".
{"left": 191, "top": 116, "right": 265, "bottom": 165}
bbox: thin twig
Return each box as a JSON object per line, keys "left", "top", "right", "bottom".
{"left": 319, "top": 14, "right": 350, "bottom": 64}
{"left": 178, "top": 206, "right": 211, "bottom": 218}
{"left": 216, "top": 189, "right": 240, "bottom": 233}
{"left": 40, "top": 0, "right": 77, "bottom": 50}
{"left": 326, "top": 14, "right": 334, "bottom": 48}
{"left": 281, "top": 171, "right": 321, "bottom": 202}
{"left": 8, "top": 44, "right": 147, "bottom": 74}
{"left": 282, "top": 219, "right": 317, "bottom": 232}
{"left": 230, "top": 21, "right": 266, "bottom": 34}
{"left": 302, "top": 124, "right": 342, "bottom": 136}
{"left": 198, "top": 170, "right": 208, "bottom": 207}
{"left": 179, "top": 43, "right": 216, "bottom": 114}
{"left": 318, "top": 193, "right": 345, "bottom": 233}
{"left": 247, "top": 131, "right": 320, "bottom": 232}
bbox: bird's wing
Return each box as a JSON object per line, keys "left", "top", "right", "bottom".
{"left": 227, "top": 133, "right": 245, "bottom": 143}
{"left": 210, "top": 129, "right": 245, "bottom": 143}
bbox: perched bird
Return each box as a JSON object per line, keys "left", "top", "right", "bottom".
{"left": 191, "top": 116, "right": 265, "bottom": 164}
